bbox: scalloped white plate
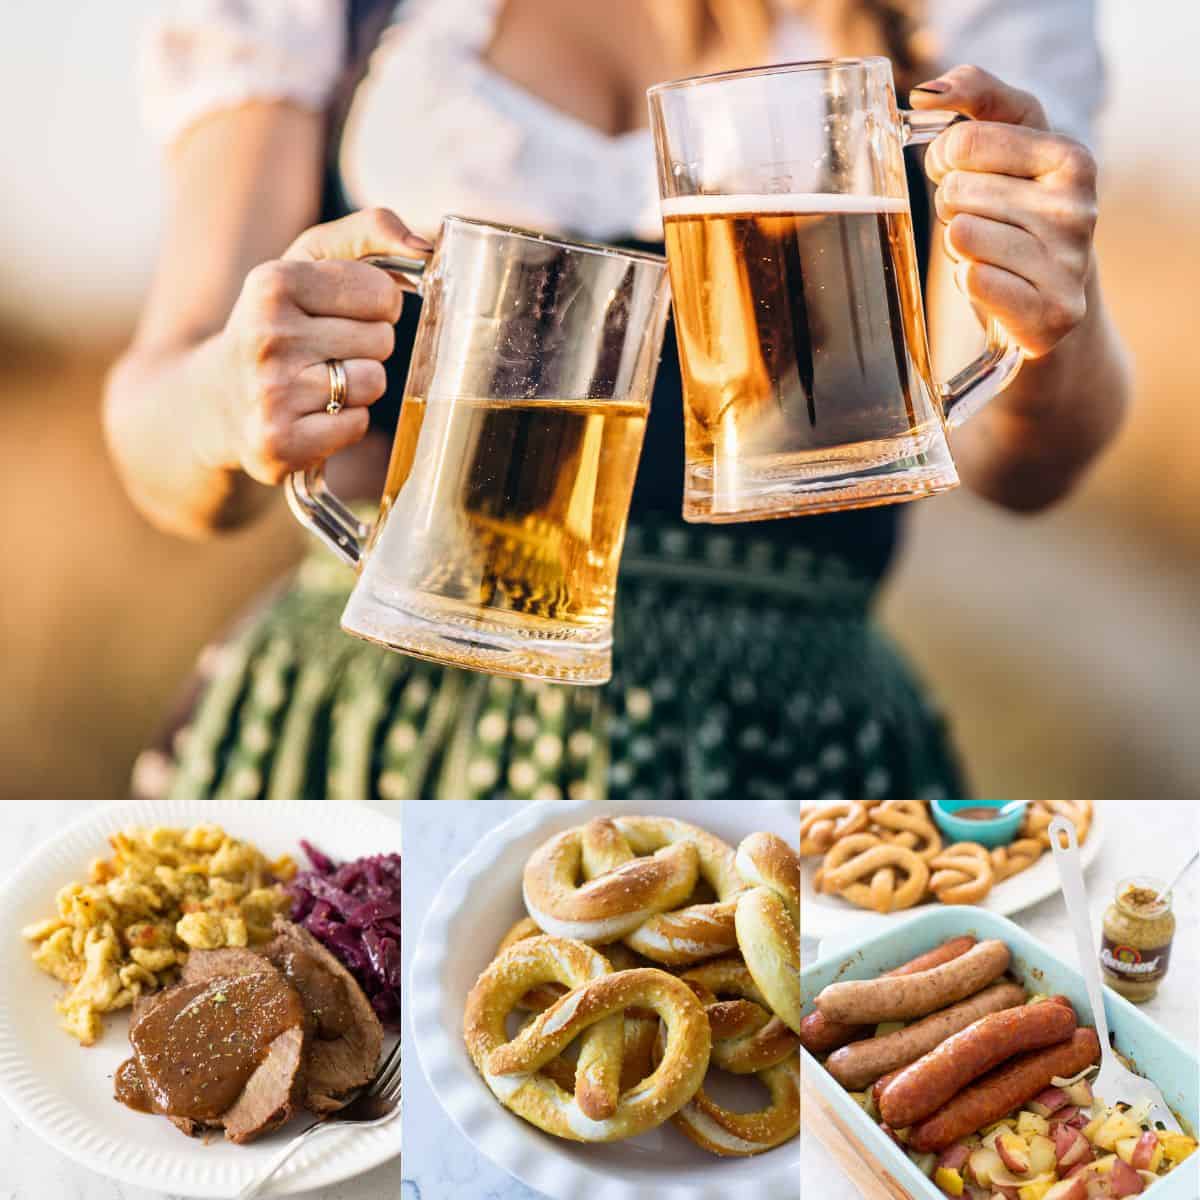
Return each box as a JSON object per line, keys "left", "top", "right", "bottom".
{"left": 0, "top": 800, "right": 402, "bottom": 1198}
{"left": 409, "top": 799, "right": 801, "bottom": 1200}
{"left": 800, "top": 803, "right": 1106, "bottom": 938}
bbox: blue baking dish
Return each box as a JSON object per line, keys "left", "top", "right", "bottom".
{"left": 800, "top": 906, "right": 1198, "bottom": 1200}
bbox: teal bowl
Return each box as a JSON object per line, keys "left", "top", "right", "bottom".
{"left": 931, "top": 800, "right": 1023, "bottom": 848}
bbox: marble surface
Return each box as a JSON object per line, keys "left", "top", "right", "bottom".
{"left": 0, "top": 800, "right": 403, "bottom": 1200}
{"left": 800, "top": 800, "right": 1200, "bottom": 1199}
{"left": 401, "top": 800, "right": 535, "bottom": 1200}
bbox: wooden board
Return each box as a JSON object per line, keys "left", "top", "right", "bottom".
{"left": 802, "top": 1061, "right": 921, "bottom": 1200}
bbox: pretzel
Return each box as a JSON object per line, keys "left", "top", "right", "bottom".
{"left": 799, "top": 802, "right": 869, "bottom": 856}
{"left": 661, "top": 977, "right": 801, "bottom": 1158}
{"left": 523, "top": 817, "right": 748, "bottom": 965}
{"left": 990, "top": 837, "right": 1045, "bottom": 883}
{"left": 815, "top": 833, "right": 930, "bottom": 915}
{"left": 732, "top": 833, "right": 802, "bottom": 1035}
{"left": 868, "top": 800, "right": 943, "bottom": 862}
{"left": 496, "top": 916, "right": 656, "bottom": 1016}
{"left": 928, "top": 842, "right": 995, "bottom": 904}
{"left": 467, "top": 940, "right": 711, "bottom": 1142}
{"left": 671, "top": 1048, "right": 801, "bottom": 1157}
{"left": 680, "top": 958, "right": 800, "bottom": 1074}
{"left": 535, "top": 1015, "right": 660, "bottom": 1098}
{"left": 1022, "top": 801, "right": 1093, "bottom": 848}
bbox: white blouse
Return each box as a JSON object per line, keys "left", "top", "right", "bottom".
{"left": 140, "top": 0, "right": 1106, "bottom": 243}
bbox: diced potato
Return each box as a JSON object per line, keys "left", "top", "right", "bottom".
{"left": 1157, "top": 1132, "right": 1198, "bottom": 1163}
{"left": 934, "top": 1166, "right": 964, "bottom": 1197}
{"left": 1018, "top": 1180, "right": 1056, "bottom": 1200}
{"left": 1094, "top": 1112, "right": 1142, "bottom": 1151}
{"left": 1028, "top": 1134, "right": 1057, "bottom": 1177}
{"left": 1019, "top": 1112, "right": 1052, "bottom": 1139}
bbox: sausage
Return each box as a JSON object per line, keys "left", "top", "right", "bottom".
{"left": 824, "top": 980, "right": 1027, "bottom": 1090}
{"left": 908, "top": 1027, "right": 1102, "bottom": 1152}
{"left": 878, "top": 999, "right": 1078, "bottom": 1127}
{"left": 815, "top": 939, "right": 1011, "bottom": 1024}
{"left": 798, "top": 937, "right": 978, "bottom": 1056}
{"left": 871, "top": 1067, "right": 902, "bottom": 1106}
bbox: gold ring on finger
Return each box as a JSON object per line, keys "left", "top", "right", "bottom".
{"left": 325, "top": 359, "right": 348, "bottom": 415}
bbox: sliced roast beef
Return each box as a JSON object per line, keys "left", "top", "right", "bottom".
{"left": 180, "top": 946, "right": 272, "bottom": 985}
{"left": 262, "top": 917, "right": 384, "bottom": 1113}
{"left": 116, "top": 961, "right": 307, "bottom": 1144}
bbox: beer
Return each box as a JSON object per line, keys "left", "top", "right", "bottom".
{"left": 360, "top": 395, "right": 648, "bottom": 672}
{"left": 662, "top": 193, "right": 952, "bottom": 520}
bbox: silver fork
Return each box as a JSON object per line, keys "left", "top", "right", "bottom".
{"left": 235, "top": 1038, "right": 402, "bottom": 1199}
{"left": 1048, "top": 815, "right": 1182, "bottom": 1133}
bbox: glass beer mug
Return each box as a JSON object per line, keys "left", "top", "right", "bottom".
{"left": 286, "top": 216, "right": 670, "bottom": 684}
{"left": 648, "top": 57, "right": 1024, "bottom": 521}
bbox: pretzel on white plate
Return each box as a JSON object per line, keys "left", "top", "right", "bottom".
{"left": 466, "top": 935, "right": 710, "bottom": 1142}
{"left": 733, "top": 833, "right": 802, "bottom": 1035}
{"left": 868, "top": 800, "right": 943, "bottom": 862}
{"left": 929, "top": 842, "right": 995, "bottom": 905}
{"left": 680, "top": 957, "right": 799, "bottom": 1075}
{"left": 495, "top": 916, "right": 657, "bottom": 1018}
{"left": 799, "top": 802, "right": 869, "bottom": 856}
{"left": 523, "top": 816, "right": 748, "bottom": 965}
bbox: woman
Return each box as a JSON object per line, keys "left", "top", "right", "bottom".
{"left": 107, "top": 0, "right": 1129, "bottom": 800}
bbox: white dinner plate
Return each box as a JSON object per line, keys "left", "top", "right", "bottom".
{"left": 0, "top": 800, "right": 402, "bottom": 1199}
{"left": 409, "top": 799, "right": 801, "bottom": 1200}
{"left": 800, "top": 803, "right": 1105, "bottom": 938}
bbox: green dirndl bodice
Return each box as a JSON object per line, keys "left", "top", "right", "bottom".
{"left": 153, "top": 517, "right": 964, "bottom": 802}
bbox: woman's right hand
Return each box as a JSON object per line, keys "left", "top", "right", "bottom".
{"left": 215, "top": 208, "right": 432, "bottom": 485}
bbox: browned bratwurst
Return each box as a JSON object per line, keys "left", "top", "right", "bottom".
{"left": 798, "top": 937, "right": 978, "bottom": 1056}
{"left": 908, "top": 1027, "right": 1102, "bottom": 1152}
{"left": 824, "top": 981, "right": 1026, "bottom": 1090}
{"left": 878, "top": 999, "right": 1078, "bottom": 1127}
{"left": 816, "top": 940, "right": 1011, "bottom": 1024}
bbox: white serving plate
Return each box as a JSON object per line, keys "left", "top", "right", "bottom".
{"left": 801, "top": 804, "right": 1105, "bottom": 938}
{"left": 0, "top": 800, "right": 402, "bottom": 1199}
{"left": 409, "top": 799, "right": 801, "bottom": 1200}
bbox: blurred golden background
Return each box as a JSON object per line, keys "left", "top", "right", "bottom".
{"left": 2, "top": 3, "right": 1197, "bottom": 798}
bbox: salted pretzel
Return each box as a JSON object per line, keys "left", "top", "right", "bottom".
{"left": 671, "top": 1045, "right": 801, "bottom": 1157}
{"left": 868, "top": 800, "right": 943, "bottom": 862}
{"left": 799, "top": 802, "right": 869, "bottom": 856}
{"left": 815, "top": 833, "right": 930, "bottom": 915}
{"left": 535, "top": 1014, "right": 660, "bottom": 1098}
{"left": 1022, "top": 801, "right": 1093, "bottom": 848}
{"left": 496, "top": 916, "right": 656, "bottom": 1016}
{"left": 680, "top": 958, "right": 799, "bottom": 1074}
{"left": 523, "top": 816, "right": 748, "bottom": 965}
{"left": 929, "top": 841, "right": 995, "bottom": 904}
{"left": 732, "top": 833, "right": 802, "bottom": 1035}
{"left": 467, "top": 937, "right": 711, "bottom": 1142}
{"left": 990, "top": 837, "right": 1045, "bottom": 883}
{"left": 665, "top": 964, "right": 801, "bottom": 1157}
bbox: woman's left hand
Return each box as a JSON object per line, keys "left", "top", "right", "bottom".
{"left": 910, "top": 65, "right": 1099, "bottom": 359}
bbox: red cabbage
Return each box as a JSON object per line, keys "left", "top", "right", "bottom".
{"left": 289, "top": 843, "right": 401, "bottom": 1030}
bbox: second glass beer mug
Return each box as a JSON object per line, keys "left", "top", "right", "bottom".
{"left": 648, "top": 58, "right": 1024, "bottom": 521}
{"left": 286, "top": 216, "right": 670, "bottom": 684}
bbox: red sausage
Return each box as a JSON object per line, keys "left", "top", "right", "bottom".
{"left": 872, "top": 1068, "right": 902, "bottom": 1107}
{"left": 798, "top": 936, "right": 977, "bottom": 1056}
{"left": 879, "top": 1000, "right": 1078, "bottom": 1128}
{"left": 908, "top": 1028, "right": 1102, "bottom": 1152}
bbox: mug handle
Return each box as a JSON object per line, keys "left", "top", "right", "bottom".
{"left": 284, "top": 253, "right": 428, "bottom": 567}
{"left": 902, "top": 110, "right": 1025, "bottom": 429}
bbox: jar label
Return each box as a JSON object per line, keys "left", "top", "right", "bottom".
{"left": 1100, "top": 935, "right": 1172, "bottom": 983}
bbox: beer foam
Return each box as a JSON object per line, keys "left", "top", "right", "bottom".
{"left": 661, "top": 192, "right": 907, "bottom": 217}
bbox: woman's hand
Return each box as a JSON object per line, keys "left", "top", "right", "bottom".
{"left": 215, "top": 207, "right": 431, "bottom": 485}
{"left": 910, "top": 65, "right": 1098, "bottom": 359}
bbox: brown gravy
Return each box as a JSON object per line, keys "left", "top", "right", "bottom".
{"left": 115, "top": 973, "right": 304, "bottom": 1121}
{"left": 954, "top": 806, "right": 1007, "bottom": 821}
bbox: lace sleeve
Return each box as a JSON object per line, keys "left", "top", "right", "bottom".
{"left": 139, "top": 0, "right": 348, "bottom": 145}
{"left": 927, "top": 0, "right": 1106, "bottom": 150}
